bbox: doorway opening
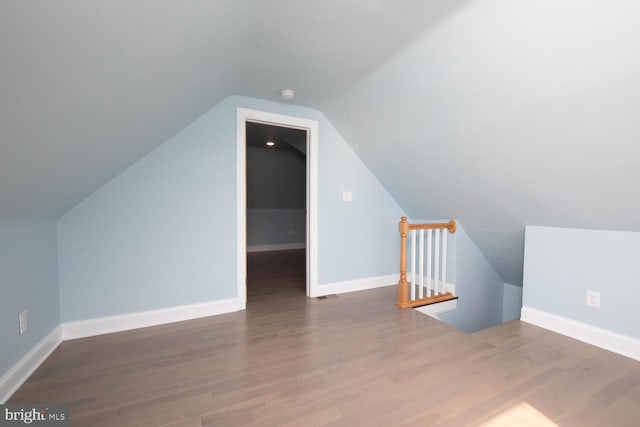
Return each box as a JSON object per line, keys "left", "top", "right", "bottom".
{"left": 246, "top": 122, "right": 307, "bottom": 302}
{"left": 236, "top": 108, "right": 318, "bottom": 307}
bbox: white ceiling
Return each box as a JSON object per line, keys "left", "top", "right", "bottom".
{"left": 3, "top": 0, "right": 640, "bottom": 285}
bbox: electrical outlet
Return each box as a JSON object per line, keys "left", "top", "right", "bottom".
{"left": 586, "top": 290, "right": 600, "bottom": 308}
{"left": 19, "top": 310, "right": 28, "bottom": 335}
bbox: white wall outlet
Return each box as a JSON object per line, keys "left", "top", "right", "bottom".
{"left": 342, "top": 191, "right": 352, "bottom": 202}
{"left": 586, "top": 290, "right": 600, "bottom": 308}
{"left": 19, "top": 310, "right": 28, "bottom": 335}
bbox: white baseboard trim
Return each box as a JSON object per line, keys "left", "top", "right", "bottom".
{"left": 521, "top": 306, "right": 640, "bottom": 361}
{"left": 247, "top": 243, "right": 306, "bottom": 253}
{"left": 0, "top": 326, "right": 63, "bottom": 404}
{"left": 313, "top": 274, "right": 397, "bottom": 297}
{"left": 62, "top": 298, "right": 244, "bottom": 340}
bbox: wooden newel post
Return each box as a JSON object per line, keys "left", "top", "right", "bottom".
{"left": 447, "top": 219, "right": 457, "bottom": 234}
{"left": 397, "top": 216, "right": 410, "bottom": 307}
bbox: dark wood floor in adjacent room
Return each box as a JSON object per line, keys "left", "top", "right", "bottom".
{"left": 9, "top": 249, "right": 640, "bottom": 426}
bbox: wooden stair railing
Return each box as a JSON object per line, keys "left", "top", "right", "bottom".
{"left": 397, "top": 217, "right": 458, "bottom": 308}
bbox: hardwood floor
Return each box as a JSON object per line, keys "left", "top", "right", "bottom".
{"left": 9, "top": 250, "right": 640, "bottom": 426}
{"left": 246, "top": 249, "right": 306, "bottom": 303}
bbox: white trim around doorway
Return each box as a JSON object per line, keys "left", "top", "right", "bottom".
{"left": 236, "top": 108, "right": 319, "bottom": 305}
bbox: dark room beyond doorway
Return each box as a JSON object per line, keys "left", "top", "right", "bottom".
{"left": 245, "top": 122, "right": 307, "bottom": 301}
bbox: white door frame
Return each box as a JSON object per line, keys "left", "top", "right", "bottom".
{"left": 236, "top": 108, "right": 318, "bottom": 306}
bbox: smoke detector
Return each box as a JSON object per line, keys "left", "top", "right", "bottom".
{"left": 280, "top": 89, "right": 295, "bottom": 100}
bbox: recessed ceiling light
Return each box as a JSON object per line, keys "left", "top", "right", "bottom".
{"left": 266, "top": 141, "right": 275, "bottom": 147}
{"left": 280, "top": 89, "right": 295, "bottom": 100}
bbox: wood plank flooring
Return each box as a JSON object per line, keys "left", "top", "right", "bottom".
{"left": 9, "top": 249, "right": 640, "bottom": 426}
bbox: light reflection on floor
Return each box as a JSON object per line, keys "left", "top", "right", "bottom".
{"left": 479, "top": 402, "right": 558, "bottom": 427}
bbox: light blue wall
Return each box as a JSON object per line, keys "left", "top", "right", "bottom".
{"left": 58, "top": 95, "right": 404, "bottom": 321}
{"left": 58, "top": 98, "right": 238, "bottom": 321}
{"left": 317, "top": 108, "right": 405, "bottom": 284}
{"left": 502, "top": 282, "right": 522, "bottom": 322}
{"left": 438, "top": 223, "right": 504, "bottom": 333}
{"left": 523, "top": 225, "right": 640, "bottom": 338}
{"left": 0, "top": 219, "right": 59, "bottom": 376}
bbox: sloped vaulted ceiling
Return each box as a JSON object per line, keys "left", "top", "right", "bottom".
{"left": 322, "top": 1, "right": 640, "bottom": 285}
{"left": 3, "top": 1, "right": 640, "bottom": 285}
{"left": 0, "top": 0, "right": 465, "bottom": 218}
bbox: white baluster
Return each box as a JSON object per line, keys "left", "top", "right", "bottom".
{"left": 418, "top": 229, "right": 424, "bottom": 299}
{"left": 426, "top": 229, "right": 432, "bottom": 297}
{"left": 434, "top": 229, "right": 440, "bottom": 295}
{"left": 442, "top": 230, "right": 448, "bottom": 295}
{"left": 410, "top": 229, "right": 416, "bottom": 301}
